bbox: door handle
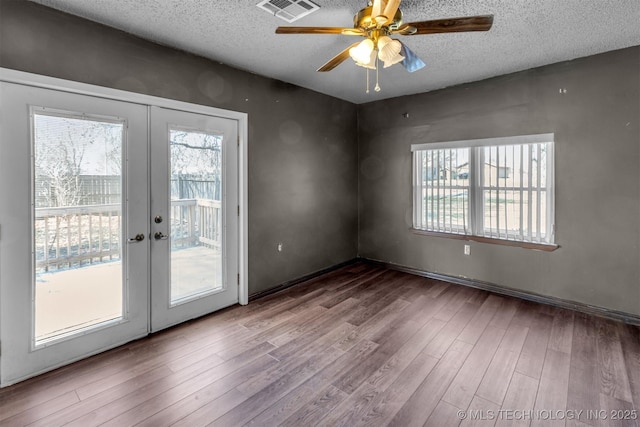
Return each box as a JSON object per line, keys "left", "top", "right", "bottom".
{"left": 154, "top": 231, "right": 169, "bottom": 240}
{"left": 127, "top": 233, "right": 145, "bottom": 243}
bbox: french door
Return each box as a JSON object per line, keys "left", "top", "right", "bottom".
{"left": 150, "top": 106, "right": 238, "bottom": 332}
{"left": 0, "top": 80, "right": 241, "bottom": 386}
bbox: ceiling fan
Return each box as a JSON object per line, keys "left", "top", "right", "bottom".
{"left": 275, "top": 0, "right": 493, "bottom": 91}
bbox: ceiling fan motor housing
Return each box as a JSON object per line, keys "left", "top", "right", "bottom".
{"left": 354, "top": 6, "right": 403, "bottom": 32}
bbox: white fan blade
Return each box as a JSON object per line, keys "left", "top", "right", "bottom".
{"left": 382, "top": 0, "right": 401, "bottom": 24}
{"left": 372, "top": 0, "right": 387, "bottom": 22}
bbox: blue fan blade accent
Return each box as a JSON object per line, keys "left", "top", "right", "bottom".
{"left": 400, "top": 43, "right": 426, "bottom": 72}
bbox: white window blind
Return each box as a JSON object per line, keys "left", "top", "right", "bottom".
{"left": 413, "top": 147, "right": 470, "bottom": 234}
{"left": 412, "top": 134, "right": 555, "bottom": 245}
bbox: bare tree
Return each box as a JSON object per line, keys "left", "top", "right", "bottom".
{"left": 170, "top": 130, "right": 222, "bottom": 200}
{"left": 34, "top": 115, "right": 122, "bottom": 207}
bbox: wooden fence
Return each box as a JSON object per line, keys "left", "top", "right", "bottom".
{"left": 170, "top": 199, "right": 222, "bottom": 250}
{"left": 36, "top": 175, "right": 220, "bottom": 208}
{"left": 35, "top": 175, "right": 121, "bottom": 208}
{"left": 35, "top": 199, "right": 221, "bottom": 272}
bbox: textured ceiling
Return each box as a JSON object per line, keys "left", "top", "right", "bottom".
{"left": 30, "top": 0, "right": 640, "bottom": 104}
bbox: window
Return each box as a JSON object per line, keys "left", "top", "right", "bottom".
{"left": 412, "top": 134, "right": 555, "bottom": 247}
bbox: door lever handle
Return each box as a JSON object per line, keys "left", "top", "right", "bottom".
{"left": 127, "top": 233, "right": 145, "bottom": 243}
{"left": 154, "top": 231, "right": 169, "bottom": 240}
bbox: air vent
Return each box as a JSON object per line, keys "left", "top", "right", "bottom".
{"left": 257, "top": 0, "right": 320, "bottom": 23}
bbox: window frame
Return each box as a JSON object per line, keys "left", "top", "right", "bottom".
{"left": 411, "top": 134, "right": 557, "bottom": 251}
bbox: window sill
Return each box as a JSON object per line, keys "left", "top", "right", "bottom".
{"left": 410, "top": 228, "right": 559, "bottom": 252}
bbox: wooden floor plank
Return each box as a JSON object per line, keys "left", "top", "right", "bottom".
{"left": 319, "top": 269, "right": 395, "bottom": 309}
{"left": 457, "top": 295, "right": 504, "bottom": 345}
{"left": 495, "top": 372, "right": 539, "bottom": 427}
{"left": 548, "top": 308, "right": 575, "bottom": 354}
{"left": 425, "top": 400, "right": 464, "bottom": 427}
{"left": 418, "top": 278, "right": 451, "bottom": 299}
{"left": 345, "top": 280, "right": 414, "bottom": 326}
{"left": 442, "top": 326, "right": 506, "bottom": 410}
{"left": 476, "top": 348, "right": 522, "bottom": 407}
{"left": 71, "top": 338, "right": 276, "bottom": 426}
{"left": 488, "top": 297, "right": 521, "bottom": 330}
{"left": 433, "top": 286, "right": 478, "bottom": 323}
{"left": 617, "top": 323, "right": 640, "bottom": 409}
{"left": 269, "top": 341, "right": 379, "bottom": 426}
{"left": 96, "top": 353, "right": 280, "bottom": 427}
{"left": 499, "top": 323, "right": 530, "bottom": 353}
{"left": 241, "top": 384, "right": 317, "bottom": 426}
{"left": 24, "top": 365, "right": 172, "bottom": 427}
{"left": 169, "top": 388, "right": 247, "bottom": 427}
{"left": 365, "top": 317, "right": 446, "bottom": 391}
{"left": 323, "top": 349, "right": 440, "bottom": 427}
{"left": 208, "top": 347, "right": 345, "bottom": 427}
{"left": 0, "top": 390, "right": 79, "bottom": 427}
{"left": 0, "top": 333, "right": 192, "bottom": 421}
{"left": 515, "top": 311, "right": 554, "bottom": 379}
{"left": 531, "top": 348, "right": 571, "bottom": 427}
{"left": 332, "top": 297, "right": 411, "bottom": 352}
{"left": 0, "top": 262, "right": 638, "bottom": 427}
{"left": 510, "top": 300, "right": 540, "bottom": 328}
{"left": 266, "top": 298, "right": 359, "bottom": 362}
{"left": 567, "top": 313, "right": 601, "bottom": 426}
{"left": 310, "top": 317, "right": 445, "bottom": 426}
{"left": 275, "top": 267, "right": 359, "bottom": 300}
{"left": 389, "top": 340, "right": 474, "bottom": 427}
{"left": 460, "top": 396, "right": 500, "bottom": 427}
{"left": 423, "top": 301, "right": 481, "bottom": 359}
{"left": 216, "top": 305, "right": 328, "bottom": 360}
{"left": 279, "top": 385, "right": 347, "bottom": 427}
{"left": 595, "top": 318, "right": 634, "bottom": 403}
{"left": 596, "top": 393, "right": 637, "bottom": 427}
{"left": 302, "top": 338, "right": 380, "bottom": 391}
{"left": 476, "top": 323, "right": 529, "bottom": 405}
{"left": 237, "top": 322, "right": 353, "bottom": 396}
{"left": 331, "top": 317, "right": 424, "bottom": 394}
{"left": 328, "top": 290, "right": 446, "bottom": 397}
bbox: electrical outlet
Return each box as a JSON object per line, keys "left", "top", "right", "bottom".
{"left": 277, "top": 243, "right": 283, "bottom": 252}
{"left": 464, "top": 244, "right": 471, "bottom": 255}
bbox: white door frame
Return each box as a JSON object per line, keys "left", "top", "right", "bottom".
{"left": 0, "top": 68, "right": 249, "bottom": 385}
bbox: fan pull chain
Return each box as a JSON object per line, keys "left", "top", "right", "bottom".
{"left": 366, "top": 67, "right": 370, "bottom": 93}
{"left": 374, "top": 54, "right": 381, "bottom": 92}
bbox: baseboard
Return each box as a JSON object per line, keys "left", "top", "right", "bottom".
{"left": 361, "top": 257, "right": 640, "bottom": 326}
{"left": 248, "top": 258, "right": 360, "bottom": 302}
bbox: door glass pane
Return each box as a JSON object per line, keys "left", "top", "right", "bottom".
{"left": 169, "top": 128, "right": 223, "bottom": 303}
{"left": 33, "top": 112, "right": 124, "bottom": 345}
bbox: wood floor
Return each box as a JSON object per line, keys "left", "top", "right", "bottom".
{"left": 1, "top": 262, "right": 639, "bottom": 426}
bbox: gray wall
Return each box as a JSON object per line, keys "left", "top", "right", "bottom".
{"left": 358, "top": 46, "right": 640, "bottom": 316}
{"left": 2, "top": 1, "right": 639, "bottom": 317}
{"left": 0, "top": 0, "right": 359, "bottom": 295}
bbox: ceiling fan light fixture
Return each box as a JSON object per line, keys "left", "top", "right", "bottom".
{"left": 275, "top": 0, "right": 494, "bottom": 94}
{"left": 349, "top": 38, "right": 375, "bottom": 64}
{"left": 376, "top": 35, "right": 391, "bottom": 49}
{"left": 355, "top": 50, "right": 377, "bottom": 69}
{"left": 377, "top": 36, "right": 404, "bottom": 67}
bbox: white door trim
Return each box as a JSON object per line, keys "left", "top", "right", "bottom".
{"left": 0, "top": 67, "right": 249, "bottom": 307}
